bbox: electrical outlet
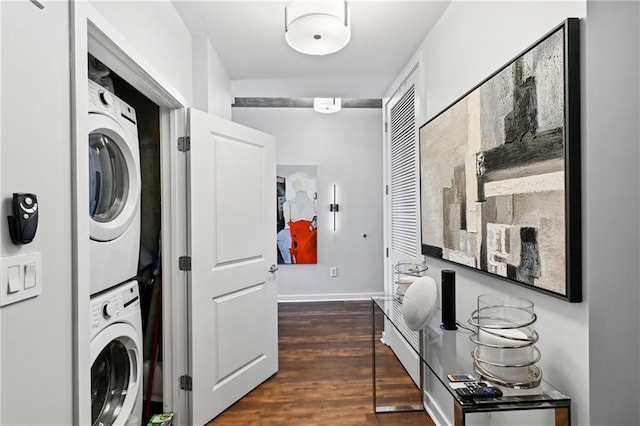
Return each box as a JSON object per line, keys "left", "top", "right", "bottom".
{"left": 330, "top": 267, "right": 337, "bottom": 277}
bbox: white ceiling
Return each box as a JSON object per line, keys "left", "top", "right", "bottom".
{"left": 171, "top": 1, "right": 451, "bottom": 98}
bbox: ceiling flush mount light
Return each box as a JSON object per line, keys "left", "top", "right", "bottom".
{"left": 314, "top": 98, "right": 341, "bottom": 113}
{"left": 285, "top": 1, "right": 351, "bottom": 56}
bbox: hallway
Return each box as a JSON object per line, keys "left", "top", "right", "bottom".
{"left": 208, "top": 301, "right": 434, "bottom": 425}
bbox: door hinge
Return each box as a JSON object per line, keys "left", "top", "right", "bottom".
{"left": 385, "top": 185, "right": 389, "bottom": 195}
{"left": 178, "top": 136, "right": 191, "bottom": 152}
{"left": 386, "top": 247, "right": 389, "bottom": 258}
{"left": 179, "top": 375, "right": 192, "bottom": 391}
{"left": 384, "top": 122, "right": 388, "bottom": 133}
{"left": 179, "top": 256, "right": 191, "bottom": 271}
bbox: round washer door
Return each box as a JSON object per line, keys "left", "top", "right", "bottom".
{"left": 91, "top": 323, "right": 141, "bottom": 426}
{"left": 89, "top": 113, "right": 140, "bottom": 242}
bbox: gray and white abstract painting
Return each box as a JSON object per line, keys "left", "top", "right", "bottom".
{"left": 420, "top": 26, "right": 572, "bottom": 297}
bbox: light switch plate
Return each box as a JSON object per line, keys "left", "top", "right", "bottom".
{"left": 24, "top": 262, "right": 37, "bottom": 289}
{"left": 7, "top": 265, "right": 21, "bottom": 294}
{"left": 0, "top": 252, "right": 42, "bottom": 307}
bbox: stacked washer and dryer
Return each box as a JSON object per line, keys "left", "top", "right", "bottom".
{"left": 88, "top": 79, "right": 144, "bottom": 426}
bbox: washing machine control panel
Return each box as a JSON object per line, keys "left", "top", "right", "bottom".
{"left": 99, "top": 90, "right": 114, "bottom": 107}
{"left": 102, "top": 301, "right": 117, "bottom": 318}
{"left": 90, "top": 282, "right": 140, "bottom": 336}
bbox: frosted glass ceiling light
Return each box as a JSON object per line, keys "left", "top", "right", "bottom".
{"left": 314, "top": 98, "right": 341, "bottom": 113}
{"left": 285, "top": 1, "right": 351, "bottom": 56}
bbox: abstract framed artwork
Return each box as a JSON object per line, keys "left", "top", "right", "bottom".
{"left": 419, "top": 19, "right": 581, "bottom": 302}
{"left": 276, "top": 165, "right": 318, "bottom": 265}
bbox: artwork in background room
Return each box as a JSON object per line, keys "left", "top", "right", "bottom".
{"left": 419, "top": 19, "right": 581, "bottom": 302}
{"left": 277, "top": 165, "right": 318, "bottom": 264}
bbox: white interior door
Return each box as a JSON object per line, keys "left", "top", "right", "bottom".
{"left": 188, "top": 108, "right": 278, "bottom": 425}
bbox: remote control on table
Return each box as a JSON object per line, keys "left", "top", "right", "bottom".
{"left": 448, "top": 373, "right": 476, "bottom": 382}
{"left": 454, "top": 382, "right": 503, "bottom": 398}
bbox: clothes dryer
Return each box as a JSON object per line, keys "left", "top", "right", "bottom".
{"left": 90, "top": 280, "right": 143, "bottom": 426}
{"left": 88, "top": 79, "right": 141, "bottom": 295}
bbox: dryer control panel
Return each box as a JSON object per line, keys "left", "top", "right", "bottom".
{"left": 88, "top": 79, "right": 137, "bottom": 126}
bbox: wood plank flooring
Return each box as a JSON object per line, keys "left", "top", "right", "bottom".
{"left": 207, "top": 301, "right": 434, "bottom": 425}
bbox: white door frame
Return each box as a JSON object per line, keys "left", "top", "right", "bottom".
{"left": 0, "top": 1, "right": 3, "bottom": 416}
{"left": 70, "top": 3, "right": 189, "bottom": 424}
{"left": 382, "top": 60, "right": 422, "bottom": 295}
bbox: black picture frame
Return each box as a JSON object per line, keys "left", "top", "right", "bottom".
{"left": 419, "top": 19, "right": 581, "bottom": 302}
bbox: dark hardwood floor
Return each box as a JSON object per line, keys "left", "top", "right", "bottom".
{"left": 207, "top": 301, "right": 434, "bottom": 425}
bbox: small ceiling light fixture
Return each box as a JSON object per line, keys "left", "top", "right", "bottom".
{"left": 314, "top": 98, "right": 341, "bottom": 114}
{"left": 285, "top": 0, "right": 351, "bottom": 56}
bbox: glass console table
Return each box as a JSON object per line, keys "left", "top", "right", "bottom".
{"left": 372, "top": 296, "right": 571, "bottom": 425}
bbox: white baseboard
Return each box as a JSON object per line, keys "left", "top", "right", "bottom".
{"left": 424, "top": 390, "right": 449, "bottom": 426}
{"left": 278, "top": 292, "right": 384, "bottom": 303}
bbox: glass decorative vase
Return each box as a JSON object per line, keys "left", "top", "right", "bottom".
{"left": 393, "top": 262, "right": 428, "bottom": 301}
{"left": 469, "top": 294, "right": 542, "bottom": 388}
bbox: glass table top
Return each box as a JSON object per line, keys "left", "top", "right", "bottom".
{"left": 372, "top": 296, "right": 571, "bottom": 410}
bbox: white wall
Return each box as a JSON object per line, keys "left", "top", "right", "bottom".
{"left": 90, "top": 0, "right": 193, "bottom": 105}
{"left": 388, "top": 1, "right": 601, "bottom": 424}
{"left": 192, "top": 37, "right": 232, "bottom": 120}
{"left": 0, "top": 2, "right": 193, "bottom": 424}
{"left": 233, "top": 107, "right": 384, "bottom": 301}
{"left": 0, "top": 2, "right": 73, "bottom": 424}
{"left": 585, "top": 2, "right": 640, "bottom": 424}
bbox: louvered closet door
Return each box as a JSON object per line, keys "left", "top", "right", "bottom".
{"left": 390, "top": 84, "right": 420, "bottom": 274}
{"left": 384, "top": 70, "right": 421, "bottom": 386}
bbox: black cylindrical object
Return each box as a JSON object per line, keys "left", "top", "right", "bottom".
{"left": 441, "top": 270, "right": 458, "bottom": 330}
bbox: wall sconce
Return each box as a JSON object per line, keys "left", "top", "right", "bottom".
{"left": 329, "top": 184, "right": 339, "bottom": 231}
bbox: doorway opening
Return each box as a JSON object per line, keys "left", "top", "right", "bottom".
{"left": 88, "top": 53, "right": 165, "bottom": 422}
{"left": 72, "top": 7, "right": 189, "bottom": 424}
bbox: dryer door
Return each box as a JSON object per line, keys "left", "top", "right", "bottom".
{"left": 89, "top": 113, "right": 140, "bottom": 242}
{"left": 91, "top": 323, "right": 141, "bottom": 426}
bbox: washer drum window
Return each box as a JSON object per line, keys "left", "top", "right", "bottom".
{"left": 91, "top": 339, "right": 132, "bottom": 426}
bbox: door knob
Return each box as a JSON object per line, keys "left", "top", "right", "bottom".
{"left": 268, "top": 264, "right": 278, "bottom": 273}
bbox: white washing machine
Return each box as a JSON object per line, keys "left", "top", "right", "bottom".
{"left": 91, "top": 280, "right": 143, "bottom": 426}
{"left": 88, "top": 79, "right": 141, "bottom": 295}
